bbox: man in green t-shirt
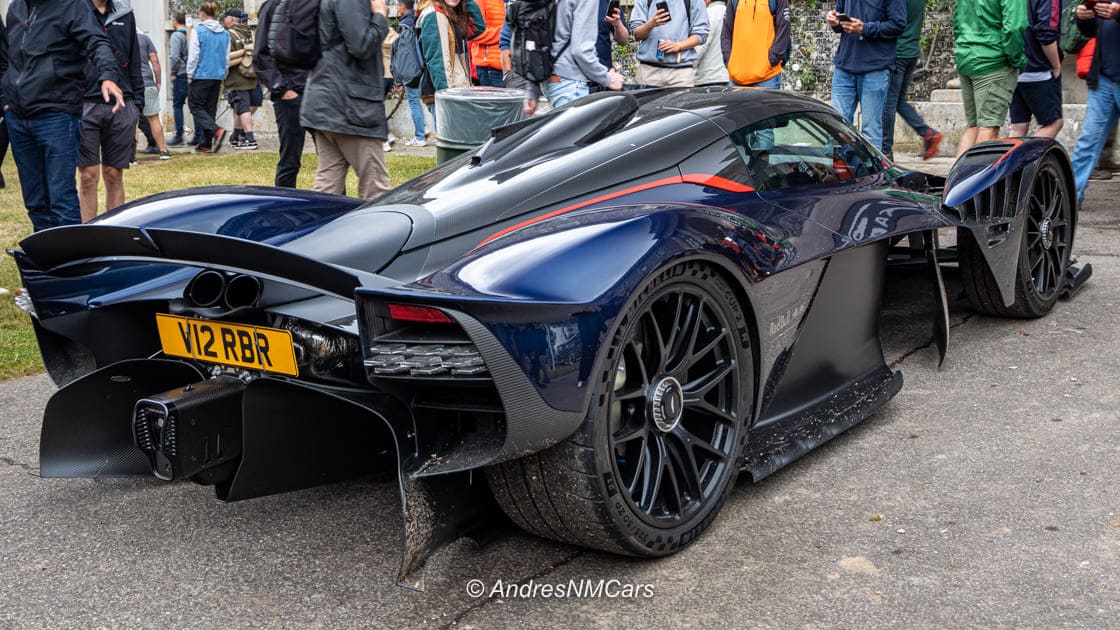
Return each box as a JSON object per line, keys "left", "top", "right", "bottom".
{"left": 953, "top": 0, "right": 1027, "bottom": 155}
{"left": 882, "top": 0, "right": 943, "bottom": 161}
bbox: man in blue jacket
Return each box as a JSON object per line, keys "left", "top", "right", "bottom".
{"left": 3, "top": 0, "right": 125, "bottom": 231}
{"left": 826, "top": 0, "right": 906, "bottom": 151}
{"left": 1008, "top": 0, "right": 1064, "bottom": 140}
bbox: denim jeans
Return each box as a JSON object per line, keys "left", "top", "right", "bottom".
{"left": 5, "top": 110, "right": 83, "bottom": 231}
{"left": 882, "top": 57, "right": 931, "bottom": 156}
{"left": 544, "top": 78, "right": 590, "bottom": 109}
{"left": 732, "top": 72, "right": 782, "bottom": 90}
{"left": 1072, "top": 74, "right": 1120, "bottom": 205}
{"left": 172, "top": 73, "right": 188, "bottom": 137}
{"left": 831, "top": 67, "right": 891, "bottom": 151}
{"left": 405, "top": 86, "right": 427, "bottom": 141}
{"left": 477, "top": 67, "right": 505, "bottom": 87}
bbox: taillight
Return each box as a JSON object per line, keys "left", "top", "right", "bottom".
{"left": 388, "top": 304, "right": 453, "bottom": 324}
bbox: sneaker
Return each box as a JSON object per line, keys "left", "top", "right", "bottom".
{"left": 1089, "top": 168, "right": 1114, "bottom": 180}
{"left": 922, "top": 130, "right": 943, "bottom": 160}
{"left": 168, "top": 136, "right": 184, "bottom": 146}
{"left": 187, "top": 136, "right": 200, "bottom": 146}
{"left": 195, "top": 145, "right": 213, "bottom": 153}
{"left": 405, "top": 138, "right": 426, "bottom": 147}
{"left": 140, "top": 145, "right": 160, "bottom": 155}
{"left": 159, "top": 151, "right": 173, "bottom": 160}
{"left": 383, "top": 140, "right": 393, "bottom": 152}
{"left": 235, "top": 140, "right": 258, "bottom": 150}
{"left": 212, "top": 128, "right": 226, "bottom": 153}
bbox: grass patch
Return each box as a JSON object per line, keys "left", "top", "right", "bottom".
{"left": 0, "top": 151, "right": 435, "bottom": 381}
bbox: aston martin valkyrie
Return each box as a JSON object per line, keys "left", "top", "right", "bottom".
{"left": 9, "top": 88, "right": 1091, "bottom": 588}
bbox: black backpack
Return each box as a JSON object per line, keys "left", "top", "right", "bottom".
{"left": 507, "top": 0, "right": 569, "bottom": 83}
{"left": 268, "top": 0, "right": 322, "bottom": 69}
{"left": 391, "top": 24, "right": 426, "bottom": 88}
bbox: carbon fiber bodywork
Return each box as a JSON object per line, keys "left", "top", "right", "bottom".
{"left": 8, "top": 88, "right": 1090, "bottom": 587}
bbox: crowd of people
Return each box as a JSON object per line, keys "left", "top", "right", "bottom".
{"left": 1, "top": 0, "right": 1118, "bottom": 233}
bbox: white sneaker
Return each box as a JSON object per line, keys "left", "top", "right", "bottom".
{"left": 405, "top": 138, "right": 427, "bottom": 147}
{"left": 383, "top": 141, "right": 393, "bottom": 152}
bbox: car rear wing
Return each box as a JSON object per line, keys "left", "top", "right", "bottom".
{"left": 11, "top": 224, "right": 387, "bottom": 300}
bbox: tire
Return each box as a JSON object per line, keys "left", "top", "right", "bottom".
{"left": 960, "top": 152, "right": 1072, "bottom": 318}
{"left": 487, "top": 262, "right": 753, "bottom": 556}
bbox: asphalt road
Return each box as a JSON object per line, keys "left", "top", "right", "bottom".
{"left": 1, "top": 157, "right": 1118, "bottom": 628}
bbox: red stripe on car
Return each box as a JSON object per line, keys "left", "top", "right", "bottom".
{"left": 477, "top": 174, "right": 755, "bottom": 247}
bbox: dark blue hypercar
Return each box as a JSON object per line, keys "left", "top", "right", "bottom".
{"left": 9, "top": 88, "right": 1091, "bottom": 588}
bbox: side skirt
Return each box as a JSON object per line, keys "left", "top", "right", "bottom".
{"left": 742, "top": 365, "right": 903, "bottom": 482}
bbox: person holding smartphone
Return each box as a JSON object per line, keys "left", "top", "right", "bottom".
{"left": 630, "top": 0, "right": 711, "bottom": 87}
{"left": 825, "top": 0, "right": 907, "bottom": 152}
{"left": 951, "top": 0, "right": 1027, "bottom": 156}
{"left": 1070, "top": 0, "right": 1120, "bottom": 206}
{"left": 593, "top": 0, "right": 630, "bottom": 92}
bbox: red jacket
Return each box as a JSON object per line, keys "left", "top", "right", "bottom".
{"left": 470, "top": 0, "right": 506, "bottom": 71}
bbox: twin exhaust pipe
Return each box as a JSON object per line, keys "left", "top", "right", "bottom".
{"left": 184, "top": 270, "right": 262, "bottom": 310}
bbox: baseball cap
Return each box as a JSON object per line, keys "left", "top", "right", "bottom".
{"left": 223, "top": 7, "right": 248, "bottom": 19}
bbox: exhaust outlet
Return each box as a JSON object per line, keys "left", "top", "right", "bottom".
{"left": 185, "top": 270, "right": 227, "bottom": 307}
{"left": 133, "top": 376, "right": 246, "bottom": 483}
{"left": 224, "top": 274, "right": 262, "bottom": 310}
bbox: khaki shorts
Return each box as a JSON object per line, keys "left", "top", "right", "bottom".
{"left": 636, "top": 64, "right": 695, "bottom": 88}
{"left": 961, "top": 67, "right": 1018, "bottom": 129}
{"left": 142, "top": 86, "right": 160, "bottom": 118}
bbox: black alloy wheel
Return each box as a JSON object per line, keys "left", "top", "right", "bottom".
{"left": 608, "top": 285, "right": 741, "bottom": 527}
{"left": 960, "top": 152, "right": 1074, "bottom": 318}
{"left": 1024, "top": 161, "right": 1070, "bottom": 302}
{"left": 487, "top": 262, "right": 753, "bottom": 556}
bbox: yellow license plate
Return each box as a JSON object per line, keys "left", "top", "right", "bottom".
{"left": 155, "top": 313, "right": 299, "bottom": 376}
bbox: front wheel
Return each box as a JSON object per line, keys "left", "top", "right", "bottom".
{"left": 487, "top": 262, "right": 754, "bottom": 556}
{"left": 960, "top": 152, "right": 1073, "bottom": 318}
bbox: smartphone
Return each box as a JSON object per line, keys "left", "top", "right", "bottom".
{"left": 655, "top": 1, "right": 671, "bottom": 21}
{"left": 606, "top": 0, "right": 621, "bottom": 18}
{"left": 837, "top": 13, "right": 852, "bottom": 22}
{"left": 1083, "top": 0, "right": 1097, "bottom": 8}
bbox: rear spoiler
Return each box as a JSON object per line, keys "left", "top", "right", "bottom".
{"left": 13, "top": 225, "right": 386, "bottom": 300}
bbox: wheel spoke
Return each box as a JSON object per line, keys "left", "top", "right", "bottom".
{"left": 665, "top": 433, "right": 704, "bottom": 499}
{"left": 684, "top": 398, "right": 737, "bottom": 425}
{"left": 614, "top": 387, "right": 646, "bottom": 402}
{"left": 661, "top": 457, "right": 685, "bottom": 513}
{"left": 641, "top": 437, "right": 667, "bottom": 512}
{"left": 623, "top": 339, "right": 651, "bottom": 393}
{"left": 1047, "top": 248, "right": 1062, "bottom": 292}
{"left": 666, "top": 295, "right": 702, "bottom": 371}
{"left": 691, "top": 327, "right": 728, "bottom": 366}
{"left": 1045, "top": 187, "right": 1062, "bottom": 221}
{"left": 643, "top": 310, "right": 668, "bottom": 371}
{"left": 677, "top": 424, "right": 729, "bottom": 462}
{"left": 613, "top": 419, "right": 646, "bottom": 444}
{"left": 682, "top": 361, "right": 735, "bottom": 399}
{"left": 626, "top": 435, "right": 649, "bottom": 496}
{"left": 661, "top": 293, "right": 685, "bottom": 365}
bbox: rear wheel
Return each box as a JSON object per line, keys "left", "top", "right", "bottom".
{"left": 487, "top": 262, "right": 753, "bottom": 555}
{"left": 960, "top": 153, "right": 1072, "bottom": 318}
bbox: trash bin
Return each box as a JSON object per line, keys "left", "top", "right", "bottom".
{"left": 434, "top": 87, "right": 526, "bottom": 164}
